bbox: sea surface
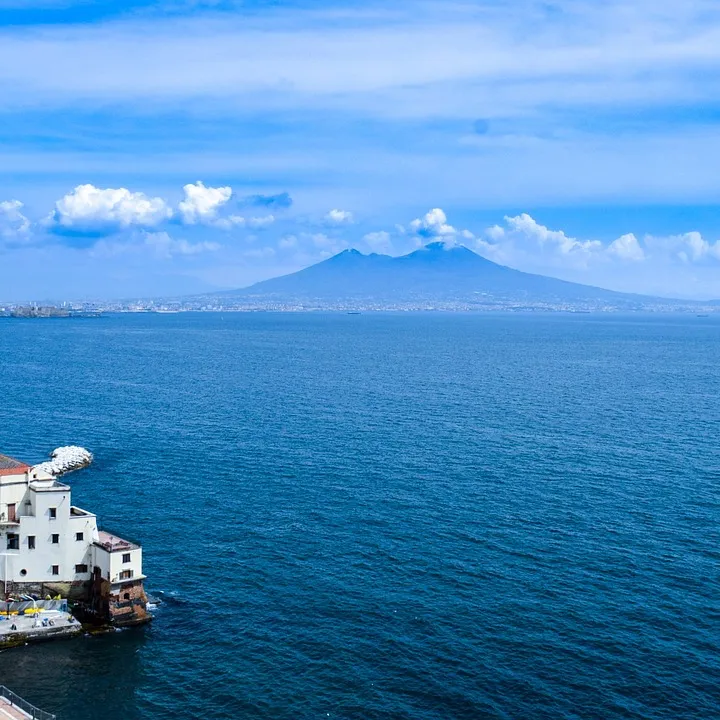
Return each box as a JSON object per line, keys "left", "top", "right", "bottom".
{"left": 0, "top": 312, "right": 718, "bottom": 720}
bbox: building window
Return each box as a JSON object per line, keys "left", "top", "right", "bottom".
{"left": 122, "top": 553, "right": 131, "bottom": 563}
{"left": 49, "top": 508, "right": 57, "bottom": 519}
{"left": 119, "top": 569, "right": 134, "bottom": 580}
{"left": 6, "top": 534, "right": 19, "bottom": 550}
{"left": 75, "top": 564, "right": 88, "bottom": 573}
{"left": 28, "top": 535, "right": 35, "bottom": 550}
{"left": 51, "top": 534, "right": 59, "bottom": 544}
{"left": 19, "top": 569, "right": 27, "bottom": 577}
{"left": 76, "top": 532, "right": 84, "bottom": 542}
{"left": 123, "top": 592, "right": 130, "bottom": 600}
{"left": 51, "top": 565, "right": 59, "bottom": 576}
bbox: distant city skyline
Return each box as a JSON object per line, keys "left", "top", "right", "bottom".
{"left": 3, "top": 1, "right": 720, "bottom": 300}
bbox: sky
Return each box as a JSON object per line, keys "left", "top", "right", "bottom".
{"left": 2, "top": 0, "right": 720, "bottom": 301}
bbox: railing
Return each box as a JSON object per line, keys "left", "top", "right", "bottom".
{"left": 0, "top": 685, "right": 56, "bottom": 720}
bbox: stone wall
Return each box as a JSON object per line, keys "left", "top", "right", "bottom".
{"left": 108, "top": 580, "right": 150, "bottom": 626}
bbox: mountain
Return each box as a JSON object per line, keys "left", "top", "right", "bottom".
{"left": 208, "top": 242, "right": 671, "bottom": 310}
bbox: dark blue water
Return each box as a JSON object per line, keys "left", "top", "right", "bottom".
{"left": 0, "top": 313, "right": 718, "bottom": 720}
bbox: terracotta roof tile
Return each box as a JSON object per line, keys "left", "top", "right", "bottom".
{"left": 0, "top": 454, "right": 31, "bottom": 475}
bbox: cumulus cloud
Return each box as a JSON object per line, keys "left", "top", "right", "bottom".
{"left": 0, "top": 200, "right": 31, "bottom": 243}
{"left": 478, "top": 213, "right": 603, "bottom": 270}
{"left": 178, "top": 183, "right": 279, "bottom": 229}
{"left": 278, "top": 234, "right": 298, "bottom": 249}
{"left": 410, "top": 208, "right": 456, "bottom": 238}
{"left": 608, "top": 233, "right": 645, "bottom": 261}
{"left": 48, "top": 184, "right": 171, "bottom": 236}
{"left": 324, "top": 209, "right": 354, "bottom": 225}
{"left": 178, "top": 181, "right": 235, "bottom": 226}
{"left": 505, "top": 214, "right": 601, "bottom": 256}
{"left": 644, "top": 231, "right": 720, "bottom": 263}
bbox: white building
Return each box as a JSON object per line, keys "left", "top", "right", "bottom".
{"left": 0, "top": 453, "right": 149, "bottom": 626}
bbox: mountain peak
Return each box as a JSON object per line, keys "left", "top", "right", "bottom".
{"left": 423, "top": 240, "right": 458, "bottom": 251}
{"left": 227, "top": 238, "right": 647, "bottom": 307}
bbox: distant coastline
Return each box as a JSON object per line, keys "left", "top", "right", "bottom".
{"left": 0, "top": 306, "right": 103, "bottom": 319}
{"left": 2, "top": 303, "right": 719, "bottom": 316}
{"left": 3, "top": 243, "right": 719, "bottom": 316}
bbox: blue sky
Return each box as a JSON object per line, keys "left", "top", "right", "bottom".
{"left": 3, "top": 0, "right": 720, "bottom": 300}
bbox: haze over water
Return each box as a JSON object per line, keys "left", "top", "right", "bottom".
{"left": 0, "top": 313, "right": 718, "bottom": 720}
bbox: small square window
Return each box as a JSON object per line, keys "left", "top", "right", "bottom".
{"left": 76, "top": 532, "right": 84, "bottom": 542}
{"left": 51, "top": 565, "right": 59, "bottom": 575}
{"left": 28, "top": 535, "right": 36, "bottom": 550}
{"left": 119, "top": 569, "right": 134, "bottom": 580}
{"left": 51, "top": 534, "right": 59, "bottom": 544}
{"left": 49, "top": 508, "right": 57, "bottom": 519}
{"left": 6, "top": 534, "right": 18, "bottom": 550}
{"left": 75, "top": 564, "right": 88, "bottom": 574}
{"left": 122, "top": 553, "right": 131, "bottom": 563}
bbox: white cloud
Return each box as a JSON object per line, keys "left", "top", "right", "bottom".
{"left": 278, "top": 234, "right": 298, "bottom": 249}
{"left": 0, "top": 200, "right": 31, "bottom": 242}
{"left": 503, "top": 214, "right": 602, "bottom": 257}
{"left": 178, "top": 181, "right": 233, "bottom": 225}
{"left": 48, "top": 184, "right": 171, "bottom": 234}
{"left": 476, "top": 213, "right": 604, "bottom": 271}
{"left": 608, "top": 233, "right": 645, "bottom": 261}
{"left": 324, "top": 209, "right": 354, "bottom": 225}
{"left": 178, "top": 182, "right": 274, "bottom": 230}
{"left": 3, "top": 3, "right": 720, "bottom": 123}
{"left": 644, "top": 231, "right": 720, "bottom": 263}
{"left": 410, "top": 208, "right": 456, "bottom": 238}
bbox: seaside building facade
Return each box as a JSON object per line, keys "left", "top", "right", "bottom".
{"left": 0, "top": 453, "right": 149, "bottom": 626}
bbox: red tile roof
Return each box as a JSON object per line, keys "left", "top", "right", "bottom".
{"left": 0, "top": 454, "right": 31, "bottom": 476}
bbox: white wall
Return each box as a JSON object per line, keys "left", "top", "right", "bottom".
{"left": 1, "top": 472, "right": 99, "bottom": 585}
{"left": 0, "top": 468, "right": 143, "bottom": 590}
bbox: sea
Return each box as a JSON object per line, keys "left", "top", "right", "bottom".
{"left": 0, "top": 312, "right": 718, "bottom": 720}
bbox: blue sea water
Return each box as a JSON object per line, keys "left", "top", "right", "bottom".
{"left": 0, "top": 312, "right": 718, "bottom": 720}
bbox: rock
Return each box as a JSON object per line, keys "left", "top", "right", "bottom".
{"left": 33, "top": 446, "right": 93, "bottom": 476}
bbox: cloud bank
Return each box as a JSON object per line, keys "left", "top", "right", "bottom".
{"left": 4, "top": 183, "right": 720, "bottom": 300}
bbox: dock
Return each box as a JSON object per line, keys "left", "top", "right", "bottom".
{"left": 0, "top": 600, "right": 82, "bottom": 649}
{"left": 0, "top": 686, "right": 55, "bottom": 720}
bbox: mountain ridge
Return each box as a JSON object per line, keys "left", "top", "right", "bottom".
{"left": 211, "top": 241, "right": 662, "bottom": 307}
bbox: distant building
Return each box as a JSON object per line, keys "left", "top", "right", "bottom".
{"left": 0, "top": 453, "right": 149, "bottom": 626}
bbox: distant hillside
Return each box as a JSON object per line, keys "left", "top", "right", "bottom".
{"left": 207, "top": 242, "right": 674, "bottom": 309}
